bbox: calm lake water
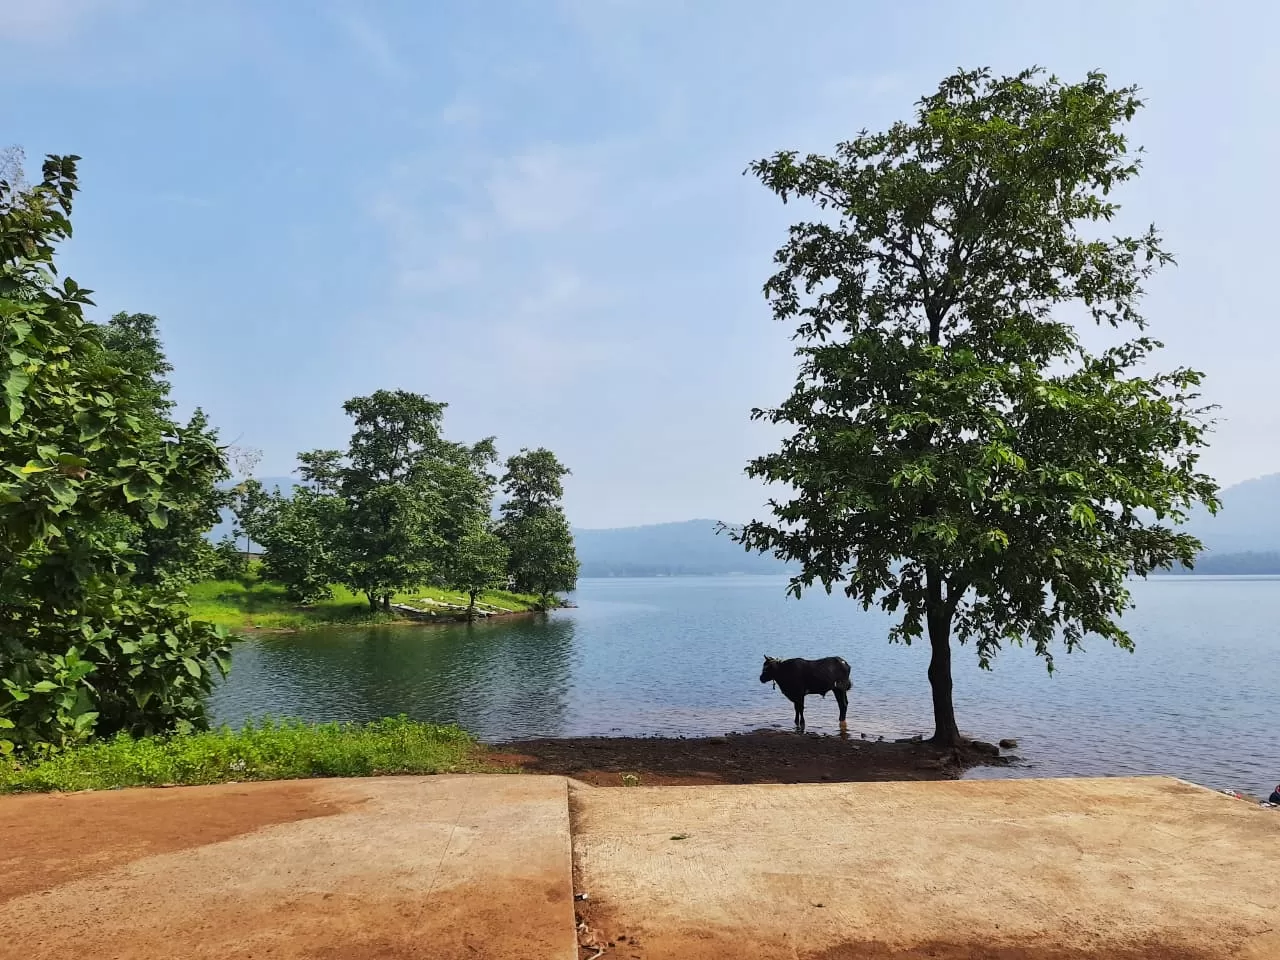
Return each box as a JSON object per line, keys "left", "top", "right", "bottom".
{"left": 209, "top": 576, "right": 1280, "bottom": 797}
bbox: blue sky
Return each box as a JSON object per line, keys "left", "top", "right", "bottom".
{"left": 3, "top": 0, "right": 1276, "bottom": 528}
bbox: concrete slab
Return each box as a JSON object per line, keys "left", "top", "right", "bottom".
{"left": 572, "top": 777, "right": 1280, "bottom": 959}
{"left": 0, "top": 775, "right": 577, "bottom": 960}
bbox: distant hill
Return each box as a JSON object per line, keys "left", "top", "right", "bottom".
{"left": 1165, "top": 551, "right": 1280, "bottom": 576}
{"left": 572, "top": 520, "right": 791, "bottom": 578}
{"left": 1182, "top": 473, "right": 1280, "bottom": 555}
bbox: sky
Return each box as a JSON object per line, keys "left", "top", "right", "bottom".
{"left": 2, "top": 0, "right": 1277, "bottom": 528}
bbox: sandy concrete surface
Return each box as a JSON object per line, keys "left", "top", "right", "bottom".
{"left": 0, "top": 775, "right": 577, "bottom": 960}
{"left": 572, "top": 777, "right": 1280, "bottom": 960}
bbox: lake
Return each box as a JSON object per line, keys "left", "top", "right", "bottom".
{"left": 208, "top": 576, "right": 1280, "bottom": 797}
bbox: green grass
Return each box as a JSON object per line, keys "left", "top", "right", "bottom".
{"left": 0, "top": 717, "right": 490, "bottom": 794}
{"left": 185, "top": 576, "right": 543, "bottom": 631}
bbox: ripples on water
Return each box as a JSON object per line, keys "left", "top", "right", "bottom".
{"left": 209, "top": 576, "right": 1280, "bottom": 796}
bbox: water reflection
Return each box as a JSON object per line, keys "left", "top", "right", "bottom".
{"left": 209, "top": 614, "right": 577, "bottom": 741}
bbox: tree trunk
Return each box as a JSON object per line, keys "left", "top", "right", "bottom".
{"left": 381, "top": 594, "right": 391, "bottom": 612}
{"left": 925, "top": 567, "right": 962, "bottom": 746}
{"left": 366, "top": 592, "right": 378, "bottom": 612}
{"left": 468, "top": 590, "right": 478, "bottom": 620}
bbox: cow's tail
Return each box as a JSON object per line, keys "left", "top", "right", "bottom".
{"left": 834, "top": 657, "right": 852, "bottom": 691}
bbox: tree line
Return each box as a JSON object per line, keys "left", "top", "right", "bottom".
{"left": 231, "top": 393, "right": 578, "bottom": 615}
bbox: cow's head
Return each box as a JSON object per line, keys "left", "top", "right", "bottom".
{"left": 760, "top": 655, "right": 780, "bottom": 684}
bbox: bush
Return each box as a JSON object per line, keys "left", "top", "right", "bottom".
{"left": 208, "top": 535, "right": 249, "bottom": 580}
{"left": 0, "top": 716, "right": 483, "bottom": 793}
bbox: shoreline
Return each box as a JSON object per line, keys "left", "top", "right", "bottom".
{"left": 238, "top": 606, "right": 552, "bottom": 635}
{"left": 490, "top": 730, "right": 1013, "bottom": 786}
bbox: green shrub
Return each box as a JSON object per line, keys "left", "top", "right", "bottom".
{"left": 0, "top": 716, "right": 483, "bottom": 793}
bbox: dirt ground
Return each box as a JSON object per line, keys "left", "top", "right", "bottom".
{"left": 6, "top": 773, "right": 1277, "bottom": 960}
{"left": 493, "top": 730, "right": 1008, "bottom": 786}
{"left": 0, "top": 776, "right": 576, "bottom": 960}
{"left": 570, "top": 777, "right": 1280, "bottom": 960}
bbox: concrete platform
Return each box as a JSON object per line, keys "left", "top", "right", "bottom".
{"left": 0, "top": 775, "right": 577, "bottom": 960}
{"left": 572, "top": 777, "right": 1280, "bottom": 959}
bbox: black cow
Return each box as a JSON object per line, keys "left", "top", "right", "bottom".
{"left": 760, "top": 655, "right": 852, "bottom": 732}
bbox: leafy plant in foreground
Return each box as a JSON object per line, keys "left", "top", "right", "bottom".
{"left": 0, "top": 155, "right": 232, "bottom": 756}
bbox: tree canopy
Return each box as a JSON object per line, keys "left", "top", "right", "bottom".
{"left": 498, "top": 448, "right": 579, "bottom": 603}
{"left": 732, "top": 68, "right": 1219, "bottom": 745}
{"left": 249, "top": 390, "right": 516, "bottom": 611}
{"left": 1, "top": 156, "right": 232, "bottom": 755}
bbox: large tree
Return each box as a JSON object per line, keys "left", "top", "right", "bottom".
{"left": 732, "top": 68, "right": 1219, "bottom": 746}
{"left": 498, "top": 448, "right": 578, "bottom": 605}
{"left": 335, "top": 390, "right": 497, "bottom": 610}
{"left": 1, "top": 156, "right": 232, "bottom": 755}
{"left": 96, "top": 312, "right": 230, "bottom": 585}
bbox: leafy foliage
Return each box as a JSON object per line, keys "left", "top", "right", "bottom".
{"left": 247, "top": 483, "right": 345, "bottom": 603}
{"left": 498, "top": 448, "right": 579, "bottom": 603}
{"left": 731, "top": 68, "right": 1219, "bottom": 744}
{"left": 1, "top": 716, "right": 482, "bottom": 793}
{"left": 0, "top": 155, "right": 232, "bottom": 756}
{"left": 448, "top": 517, "right": 510, "bottom": 614}
{"left": 96, "top": 313, "right": 232, "bottom": 586}
{"left": 247, "top": 391, "right": 508, "bottom": 610}
{"left": 336, "top": 390, "right": 498, "bottom": 609}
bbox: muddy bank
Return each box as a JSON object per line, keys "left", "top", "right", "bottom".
{"left": 492, "top": 730, "right": 1012, "bottom": 787}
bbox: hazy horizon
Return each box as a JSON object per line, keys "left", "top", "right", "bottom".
{"left": 5, "top": 1, "right": 1277, "bottom": 528}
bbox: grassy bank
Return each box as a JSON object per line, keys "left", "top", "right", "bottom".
{"left": 0, "top": 717, "right": 490, "bottom": 794}
{"left": 186, "top": 575, "right": 544, "bottom": 631}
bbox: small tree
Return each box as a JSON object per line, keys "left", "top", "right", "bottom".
{"left": 229, "top": 476, "right": 269, "bottom": 558}
{"left": 227, "top": 445, "right": 263, "bottom": 554}
{"left": 498, "top": 448, "right": 578, "bottom": 606}
{"left": 248, "top": 485, "right": 343, "bottom": 603}
{"left": 449, "top": 519, "right": 510, "bottom": 617}
{"left": 732, "top": 68, "right": 1219, "bottom": 746}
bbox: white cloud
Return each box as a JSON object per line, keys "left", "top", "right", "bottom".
{"left": 0, "top": 0, "right": 137, "bottom": 42}
{"left": 484, "top": 145, "right": 603, "bottom": 233}
{"left": 327, "top": 7, "right": 409, "bottom": 82}
{"left": 485, "top": 267, "right": 634, "bottom": 386}
{"left": 439, "top": 96, "right": 485, "bottom": 129}
{"left": 398, "top": 256, "right": 481, "bottom": 294}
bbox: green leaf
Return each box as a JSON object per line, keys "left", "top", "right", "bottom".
{"left": 31, "top": 680, "right": 58, "bottom": 693}
{"left": 3, "top": 369, "right": 29, "bottom": 397}
{"left": 182, "top": 657, "right": 202, "bottom": 678}
{"left": 46, "top": 476, "right": 77, "bottom": 506}
{"left": 122, "top": 476, "right": 151, "bottom": 502}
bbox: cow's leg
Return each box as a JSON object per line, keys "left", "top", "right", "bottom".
{"left": 794, "top": 697, "right": 805, "bottom": 732}
{"left": 834, "top": 687, "right": 849, "bottom": 723}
